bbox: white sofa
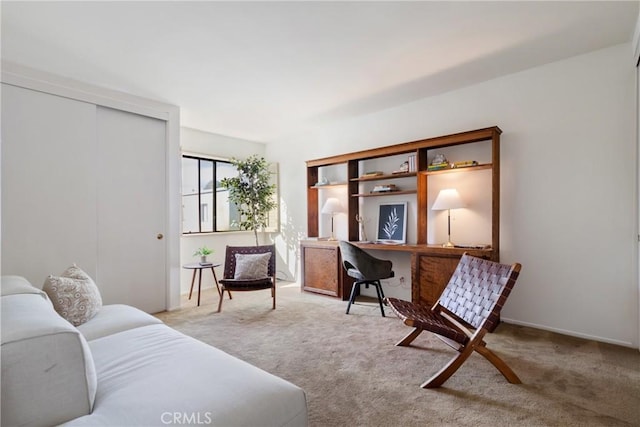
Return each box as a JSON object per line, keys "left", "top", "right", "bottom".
{"left": 1, "top": 276, "right": 308, "bottom": 427}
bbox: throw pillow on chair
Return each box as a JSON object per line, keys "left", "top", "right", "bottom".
{"left": 233, "top": 253, "right": 271, "bottom": 279}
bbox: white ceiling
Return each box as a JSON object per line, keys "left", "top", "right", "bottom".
{"left": 2, "top": 1, "right": 638, "bottom": 143}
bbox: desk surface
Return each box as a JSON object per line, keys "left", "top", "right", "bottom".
{"left": 300, "top": 240, "right": 493, "bottom": 256}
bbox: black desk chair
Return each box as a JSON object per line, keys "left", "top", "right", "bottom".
{"left": 339, "top": 241, "right": 394, "bottom": 317}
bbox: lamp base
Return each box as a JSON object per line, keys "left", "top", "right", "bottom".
{"left": 442, "top": 241, "right": 455, "bottom": 248}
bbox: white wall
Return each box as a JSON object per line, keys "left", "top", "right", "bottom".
{"left": 181, "top": 127, "right": 265, "bottom": 160}
{"left": 178, "top": 128, "right": 280, "bottom": 297}
{"left": 268, "top": 43, "right": 638, "bottom": 348}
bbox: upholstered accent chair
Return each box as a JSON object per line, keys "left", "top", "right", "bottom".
{"left": 217, "top": 245, "right": 276, "bottom": 313}
{"left": 386, "top": 253, "right": 522, "bottom": 388}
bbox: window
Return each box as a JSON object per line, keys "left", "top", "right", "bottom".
{"left": 181, "top": 155, "right": 240, "bottom": 233}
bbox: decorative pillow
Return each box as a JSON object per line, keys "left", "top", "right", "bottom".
{"left": 43, "top": 265, "right": 103, "bottom": 326}
{"left": 234, "top": 253, "right": 271, "bottom": 280}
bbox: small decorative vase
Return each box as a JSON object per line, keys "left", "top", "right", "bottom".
{"left": 200, "top": 255, "right": 207, "bottom": 264}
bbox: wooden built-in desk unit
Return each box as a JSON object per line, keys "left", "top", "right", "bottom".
{"left": 300, "top": 240, "right": 492, "bottom": 306}
{"left": 303, "top": 127, "right": 501, "bottom": 307}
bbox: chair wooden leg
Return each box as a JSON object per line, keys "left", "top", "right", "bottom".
{"left": 217, "top": 286, "right": 224, "bottom": 313}
{"left": 474, "top": 344, "right": 521, "bottom": 384}
{"left": 272, "top": 284, "right": 276, "bottom": 310}
{"left": 346, "top": 282, "right": 361, "bottom": 314}
{"left": 396, "top": 327, "right": 423, "bottom": 346}
{"left": 421, "top": 343, "right": 475, "bottom": 388}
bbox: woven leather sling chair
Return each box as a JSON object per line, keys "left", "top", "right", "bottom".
{"left": 217, "top": 245, "right": 276, "bottom": 313}
{"left": 339, "top": 241, "right": 394, "bottom": 317}
{"left": 385, "top": 253, "right": 522, "bottom": 388}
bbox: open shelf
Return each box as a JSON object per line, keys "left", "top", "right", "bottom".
{"left": 351, "top": 172, "right": 417, "bottom": 182}
{"left": 424, "top": 163, "right": 492, "bottom": 176}
{"left": 352, "top": 190, "right": 417, "bottom": 198}
{"left": 310, "top": 183, "right": 347, "bottom": 189}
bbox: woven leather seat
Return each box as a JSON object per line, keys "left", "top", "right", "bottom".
{"left": 385, "top": 298, "right": 468, "bottom": 344}
{"left": 386, "top": 253, "right": 521, "bottom": 388}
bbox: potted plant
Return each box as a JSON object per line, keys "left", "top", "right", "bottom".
{"left": 194, "top": 246, "right": 214, "bottom": 264}
{"left": 220, "top": 155, "right": 276, "bottom": 246}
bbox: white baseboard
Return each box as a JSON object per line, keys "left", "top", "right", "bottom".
{"left": 502, "top": 317, "right": 637, "bottom": 350}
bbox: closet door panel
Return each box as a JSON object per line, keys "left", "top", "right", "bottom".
{"left": 1, "top": 84, "right": 97, "bottom": 285}
{"left": 96, "top": 106, "right": 166, "bottom": 313}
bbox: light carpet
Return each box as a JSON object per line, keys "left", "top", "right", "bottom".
{"left": 156, "top": 282, "right": 639, "bottom": 427}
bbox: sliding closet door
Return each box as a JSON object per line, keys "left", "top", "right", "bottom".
{"left": 1, "top": 84, "right": 98, "bottom": 285}
{"left": 96, "top": 106, "right": 167, "bottom": 313}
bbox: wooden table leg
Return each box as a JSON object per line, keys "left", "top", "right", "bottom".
{"left": 197, "top": 269, "right": 203, "bottom": 306}
{"left": 188, "top": 269, "right": 197, "bottom": 300}
{"left": 210, "top": 267, "right": 232, "bottom": 299}
{"left": 210, "top": 267, "right": 222, "bottom": 296}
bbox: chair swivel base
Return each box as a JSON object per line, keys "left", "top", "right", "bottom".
{"left": 345, "top": 280, "right": 386, "bottom": 317}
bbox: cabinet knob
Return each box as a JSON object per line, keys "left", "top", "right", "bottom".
{"left": 157, "top": 233, "right": 164, "bottom": 240}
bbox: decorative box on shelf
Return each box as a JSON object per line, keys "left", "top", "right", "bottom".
{"left": 360, "top": 171, "right": 384, "bottom": 178}
{"left": 427, "top": 162, "right": 449, "bottom": 171}
{"left": 451, "top": 160, "right": 478, "bottom": 168}
{"left": 371, "top": 184, "right": 398, "bottom": 194}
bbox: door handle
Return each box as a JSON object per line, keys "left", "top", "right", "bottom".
{"left": 157, "top": 233, "right": 164, "bottom": 240}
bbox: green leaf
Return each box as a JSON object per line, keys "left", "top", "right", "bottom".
{"left": 219, "top": 155, "right": 277, "bottom": 245}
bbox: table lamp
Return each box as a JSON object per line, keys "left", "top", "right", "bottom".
{"left": 432, "top": 188, "right": 466, "bottom": 247}
{"left": 321, "top": 197, "right": 343, "bottom": 240}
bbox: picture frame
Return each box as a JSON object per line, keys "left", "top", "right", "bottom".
{"left": 376, "top": 202, "right": 407, "bottom": 244}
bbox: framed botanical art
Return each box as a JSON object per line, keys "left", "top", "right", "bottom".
{"left": 376, "top": 202, "right": 407, "bottom": 244}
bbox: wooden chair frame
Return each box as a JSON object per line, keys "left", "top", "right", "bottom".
{"left": 386, "top": 253, "right": 521, "bottom": 388}
{"left": 217, "top": 245, "right": 276, "bottom": 313}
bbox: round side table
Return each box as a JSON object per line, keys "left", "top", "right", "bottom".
{"left": 182, "top": 262, "right": 222, "bottom": 307}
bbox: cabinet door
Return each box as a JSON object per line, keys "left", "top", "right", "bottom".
{"left": 412, "top": 253, "right": 461, "bottom": 306}
{"left": 412, "top": 250, "right": 495, "bottom": 307}
{"left": 1, "top": 84, "right": 98, "bottom": 285}
{"left": 96, "top": 106, "right": 167, "bottom": 313}
{"left": 302, "top": 245, "right": 339, "bottom": 297}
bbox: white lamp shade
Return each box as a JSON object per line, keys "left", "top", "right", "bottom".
{"left": 321, "top": 197, "right": 343, "bottom": 214}
{"left": 432, "top": 189, "right": 466, "bottom": 211}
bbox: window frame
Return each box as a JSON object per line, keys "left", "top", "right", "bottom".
{"left": 181, "top": 154, "right": 239, "bottom": 234}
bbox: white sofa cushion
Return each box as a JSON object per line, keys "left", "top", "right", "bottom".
{"left": 77, "top": 304, "right": 163, "bottom": 341}
{"left": 0, "top": 275, "right": 49, "bottom": 300}
{"left": 1, "top": 292, "right": 97, "bottom": 427}
{"left": 65, "top": 324, "right": 308, "bottom": 427}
